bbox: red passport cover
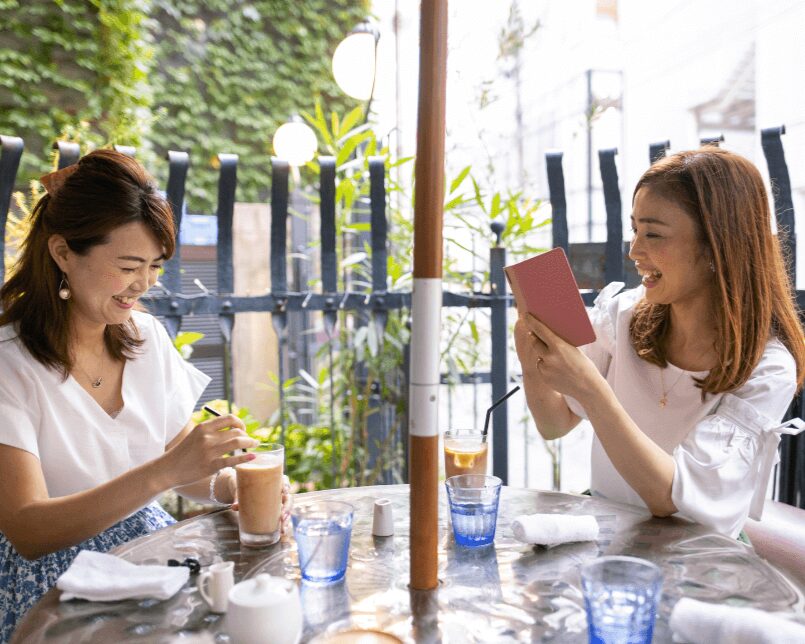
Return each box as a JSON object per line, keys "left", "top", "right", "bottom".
{"left": 504, "top": 247, "right": 596, "bottom": 347}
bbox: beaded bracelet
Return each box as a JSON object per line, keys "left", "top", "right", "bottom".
{"left": 209, "top": 467, "right": 235, "bottom": 505}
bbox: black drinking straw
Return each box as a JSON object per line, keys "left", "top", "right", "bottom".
{"left": 482, "top": 385, "right": 521, "bottom": 438}
{"left": 203, "top": 405, "right": 247, "bottom": 454}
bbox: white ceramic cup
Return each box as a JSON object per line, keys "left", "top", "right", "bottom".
{"left": 372, "top": 498, "right": 394, "bottom": 537}
{"left": 197, "top": 561, "right": 235, "bottom": 613}
{"left": 226, "top": 574, "right": 303, "bottom": 644}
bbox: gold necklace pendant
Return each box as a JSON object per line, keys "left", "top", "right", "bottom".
{"left": 91, "top": 377, "right": 103, "bottom": 389}
{"left": 658, "top": 366, "right": 686, "bottom": 409}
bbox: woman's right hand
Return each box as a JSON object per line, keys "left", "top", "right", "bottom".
{"left": 513, "top": 315, "right": 581, "bottom": 440}
{"left": 161, "top": 415, "right": 258, "bottom": 488}
{"left": 514, "top": 316, "right": 548, "bottom": 382}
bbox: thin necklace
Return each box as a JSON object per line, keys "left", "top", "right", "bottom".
{"left": 74, "top": 351, "right": 106, "bottom": 389}
{"left": 658, "top": 365, "right": 687, "bottom": 408}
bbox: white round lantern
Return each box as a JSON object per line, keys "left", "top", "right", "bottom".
{"left": 332, "top": 24, "right": 378, "bottom": 101}
{"left": 272, "top": 120, "right": 318, "bottom": 166}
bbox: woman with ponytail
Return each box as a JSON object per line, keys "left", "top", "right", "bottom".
{"left": 515, "top": 147, "right": 805, "bottom": 539}
{"left": 0, "top": 150, "right": 285, "bottom": 642}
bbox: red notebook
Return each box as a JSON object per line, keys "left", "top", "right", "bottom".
{"left": 504, "top": 247, "right": 596, "bottom": 347}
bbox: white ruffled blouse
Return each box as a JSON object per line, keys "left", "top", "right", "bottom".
{"left": 0, "top": 310, "right": 210, "bottom": 499}
{"left": 564, "top": 282, "right": 804, "bottom": 538}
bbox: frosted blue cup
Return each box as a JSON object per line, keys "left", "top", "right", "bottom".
{"left": 445, "top": 474, "right": 502, "bottom": 547}
{"left": 291, "top": 501, "right": 354, "bottom": 584}
{"left": 580, "top": 556, "right": 663, "bottom": 644}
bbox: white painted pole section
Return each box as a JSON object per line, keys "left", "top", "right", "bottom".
{"left": 408, "top": 277, "right": 442, "bottom": 438}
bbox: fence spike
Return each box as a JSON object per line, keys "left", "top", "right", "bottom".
{"left": 699, "top": 134, "right": 724, "bottom": 147}
{"left": 598, "top": 148, "right": 624, "bottom": 285}
{"left": 0, "top": 136, "right": 24, "bottom": 285}
{"left": 52, "top": 141, "right": 80, "bottom": 169}
{"left": 649, "top": 140, "right": 670, "bottom": 165}
{"left": 161, "top": 151, "right": 190, "bottom": 339}
{"left": 545, "top": 151, "right": 568, "bottom": 253}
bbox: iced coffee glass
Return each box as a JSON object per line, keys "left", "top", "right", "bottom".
{"left": 443, "top": 429, "right": 488, "bottom": 478}
{"left": 236, "top": 443, "right": 284, "bottom": 547}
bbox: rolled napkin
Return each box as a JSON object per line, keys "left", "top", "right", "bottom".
{"left": 670, "top": 597, "right": 805, "bottom": 644}
{"left": 511, "top": 513, "right": 599, "bottom": 546}
{"left": 57, "top": 550, "right": 189, "bottom": 602}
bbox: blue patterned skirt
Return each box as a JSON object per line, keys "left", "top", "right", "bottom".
{"left": 0, "top": 502, "right": 174, "bottom": 643}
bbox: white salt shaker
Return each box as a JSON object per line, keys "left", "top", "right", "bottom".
{"left": 372, "top": 498, "right": 394, "bottom": 537}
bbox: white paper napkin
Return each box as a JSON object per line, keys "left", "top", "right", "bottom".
{"left": 57, "top": 550, "right": 189, "bottom": 602}
{"left": 510, "top": 513, "right": 599, "bottom": 546}
{"left": 670, "top": 597, "right": 805, "bottom": 644}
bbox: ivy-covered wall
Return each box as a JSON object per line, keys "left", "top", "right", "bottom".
{"left": 0, "top": 0, "right": 369, "bottom": 210}
{"left": 0, "top": 0, "right": 153, "bottom": 182}
{"left": 149, "top": 0, "right": 369, "bottom": 210}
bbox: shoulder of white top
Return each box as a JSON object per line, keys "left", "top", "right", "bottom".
{"left": 0, "top": 323, "right": 18, "bottom": 343}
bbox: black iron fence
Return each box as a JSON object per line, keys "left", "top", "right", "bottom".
{"left": 0, "top": 127, "right": 803, "bottom": 507}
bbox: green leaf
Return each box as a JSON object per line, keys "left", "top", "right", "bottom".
{"left": 330, "top": 111, "right": 340, "bottom": 138}
{"left": 335, "top": 130, "right": 371, "bottom": 167}
{"left": 490, "top": 192, "right": 502, "bottom": 218}
{"left": 444, "top": 194, "right": 466, "bottom": 211}
{"left": 338, "top": 105, "right": 365, "bottom": 136}
{"left": 471, "top": 176, "right": 487, "bottom": 214}
{"left": 343, "top": 222, "right": 371, "bottom": 232}
{"left": 449, "top": 165, "right": 471, "bottom": 194}
{"left": 469, "top": 320, "right": 479, "bottom": 343}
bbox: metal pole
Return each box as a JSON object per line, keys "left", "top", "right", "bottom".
{"left": 598, "top": 148, "right": 624, "bottom": 285}
{"left": 760, "top": 125, "right": 802, "bottom": 508}
{"left": 162, "top": 150, "right": 189, "bottom": 339}
{"left": 270, "top": 158, "right": 290, "bottom": 444}
{"left": 586, "top": 69, "right": 593, "bottom": 241}
{"left": 489, "top": 224, "right": 508, "bottom": 483}
{"left": 319, "top": 157, "right": 339, "bottom": 484}
{"left": 215, "top": 154, "right": 238, "bottom": 413}
{"left": 409, "top": 0, "right": 447, "bottom": 592}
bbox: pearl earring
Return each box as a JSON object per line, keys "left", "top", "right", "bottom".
{"left": 709, "top": 260, "right": 715, "bottom": 273}
{"left": 58, "top": 274, "right": 71, "bottom": 300}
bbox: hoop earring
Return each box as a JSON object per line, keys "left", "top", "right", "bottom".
{"left": 58, "top": 274, "right": 71, "bottom": 300}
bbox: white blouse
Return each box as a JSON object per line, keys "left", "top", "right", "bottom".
{"left": 0, "top": 311, "right": 210, "bottom": 498}
{"left": 564, "top": 282, "right": 804, "bottom": 538}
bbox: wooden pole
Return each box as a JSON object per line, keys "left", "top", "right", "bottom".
{"left": 409, "top": 0, "right": 448, "bottom": 591}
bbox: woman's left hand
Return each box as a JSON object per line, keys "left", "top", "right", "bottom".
{"left": 227, "top": 473, "right": 294, "bottom": 535}
{"left": 523, "top": 313, "right": 604, "bottom": 400}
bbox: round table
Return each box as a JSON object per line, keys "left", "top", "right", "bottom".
{"left": 12, "top": 485, "right": 805, "bottom": 643}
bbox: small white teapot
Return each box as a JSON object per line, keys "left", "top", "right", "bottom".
{"left": 225, "top": 574, "right": 303, "bottom": 644}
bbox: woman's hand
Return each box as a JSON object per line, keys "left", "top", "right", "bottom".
{"left": 520, "top": 314, "right": 604, "bottom": 400}
{"left": 161, "top": 415, "right": 258, "bottom": 488}
{"left": 279, "top": 475, "right": 293, "bottom": 535}
{"left": 514, "top": 316, "right": 547, "bottom": 381}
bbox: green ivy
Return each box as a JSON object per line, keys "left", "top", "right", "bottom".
{"left": 147, "top": 0, "right": 369, "bottom": 211}
{"left": 0, "top": 0, "right": 370, "bottom": 211}
{"left": 0, "top": 0, "right": 154, "bottom": 182}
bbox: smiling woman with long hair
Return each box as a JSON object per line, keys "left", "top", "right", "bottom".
{"left": 0, "top": 150, "right": 267, "bottom": 642}
{"left": 515, "top": 147, "right": 805, "bottom": 539}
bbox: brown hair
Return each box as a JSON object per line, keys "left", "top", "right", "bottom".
{"left": 0, "top": 149, "right": 175, "bottom": 376}
{"left": 629, "top": 147, "right": 805, "bottom": 395}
